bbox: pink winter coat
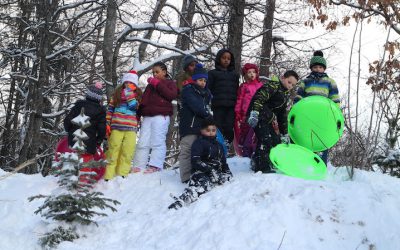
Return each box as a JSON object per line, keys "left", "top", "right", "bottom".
{"left": 234, "top": 79, "right": 263, "bottom": 122}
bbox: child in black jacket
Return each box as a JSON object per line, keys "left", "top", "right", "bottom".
{"left": 208, "top": 48, "right": 240, "bottom": 146}
{"left": 64, "top": 82, "right": 106, "bottom": 155}
{"left": 247, "top": 70, "right": 299, "bottom": 173}
{"left": 169, "top": 119, "right": 232, "bottom": 210}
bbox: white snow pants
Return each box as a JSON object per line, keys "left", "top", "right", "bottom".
{"left": 133, "top": 115, "right": 170, "bottom": 169}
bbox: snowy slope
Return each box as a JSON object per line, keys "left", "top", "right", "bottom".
{"left": 1, "top": 157, "right": 399, "bottom": 250}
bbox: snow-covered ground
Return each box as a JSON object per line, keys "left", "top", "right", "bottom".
{"left": 1, "top": 157, "right": 399, "bottom": 250}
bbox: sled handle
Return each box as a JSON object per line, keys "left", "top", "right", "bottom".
{"left": 337, "top": 121, "right": 342, "bottom": 130}
{"left": 289, "top": 115, "right": 295, "bottom": 126}
{"left": 313, "top": 157, "right": 320, "bottom": 164}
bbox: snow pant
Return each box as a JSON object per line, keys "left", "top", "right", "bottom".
{"left": 178, "top": 134, "right": 198, "bottom": 183}
{"left": 168, "top": 171, "right": 232, "bottom": 209}
{"left": 104, "top": 130, "right": 136, "bottom": 179}
{"left": 252, "top": 122, "right": 280, "bottom": 173}
{"left": 133, "top": 115, "right": 170, "bottom": 169}
{"left": 212, "top": 106, "right": 235, "bottom": 143}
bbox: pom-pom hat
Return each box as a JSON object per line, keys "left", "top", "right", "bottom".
{"left": 122, "top": 70, "right": 139, "bottom": 86}
{"left": 86, "top": 81, "right": 103, "bottom": 101}
{"left": 309, "top": 50, "right": 327, "bottom": 69}
{"left": 192, "top": 63, "right": 208, "bottom": 80}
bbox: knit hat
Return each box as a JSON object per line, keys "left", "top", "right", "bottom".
{"left": 309, "top": 50, "right": 327, "bottom": 69}
{"left": 86, "top": 81, "right": 103, "bottom": 101}
{"left": 241, "top": 63, "right": 259, "bottom": 76}
{"left": 121, "top": 70, "right": 139, "bottom": 85}
{"left": 192, "top": 63, "right": 208, "bottom": 81}
{"left": 182, "top": 55, "right": 198, "bottom": 70}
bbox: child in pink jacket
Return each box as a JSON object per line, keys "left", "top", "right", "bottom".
{"left": 234, "top": 63, "right": 263, "bottom": 157}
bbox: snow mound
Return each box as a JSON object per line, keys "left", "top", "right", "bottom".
{"left": 1, "top": 157, "right": 399, "bottom": 250}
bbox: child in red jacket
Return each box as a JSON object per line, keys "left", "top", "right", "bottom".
{"left": 234, "top": 63, "right": 263, "bottom": 157}
{"left": 133, "top": 62, "right": 178, "bottom": 173}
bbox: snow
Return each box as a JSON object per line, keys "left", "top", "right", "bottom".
{"left": 1, "top": 157, "right": 400, "bottom": 250}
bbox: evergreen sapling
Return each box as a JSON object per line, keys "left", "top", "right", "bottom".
{"left": 29, "top": 108, "right": 120, "bottom": 248}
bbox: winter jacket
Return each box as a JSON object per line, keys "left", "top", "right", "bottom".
{"left": 64, "top": 98, "right": 106, "bottom": 155}
{"left": 235, "top": 79, "right": 263, "bottom": 122}
{"left": 191, "top": 135, "right": 231, "bottom": 175}
{"left": 247, "top": 79, "right": 290, "bottom": 134}
{"left": 138, "top": 78, "right": 178, "bottom": 117}
{"left": 106, "top": 87, "right": 139, "bottom": 131}
{"left": 295, "top": 72, "right": 340, "bottom": 104}
{"left": 208, "top": 49, "right": 240, "bottom": 107}
{"left": 179, "top": 84, "right": 212, "bottom": 138}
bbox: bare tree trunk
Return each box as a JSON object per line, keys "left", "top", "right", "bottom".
{"left": 103, "top": 0, "right": 117, "bottom": 98}
{"left": 0, "top": 0, "right": 31, "bottom": 169}
{"left": 227, "top": 0, "right": 245, "bottom": 73}
{"left": 171, "top": 0, "right": 196, "bottom": 77}
{"left": 259, "top": 0, "right": 275, "bottom": 77}
{"left": 18, "top": 0, "right": 58, "bottom": 173}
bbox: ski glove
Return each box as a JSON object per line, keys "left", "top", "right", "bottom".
{"left": 280, "top": 134, "right": 291, "bottom": 144}
{"left": 247, "top": 111, "right": 259, "bottom": 128}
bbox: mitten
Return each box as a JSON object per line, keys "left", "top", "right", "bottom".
{"left": 147, "top": 77, "right": 160, "bottom": 87}
{"left": 106, "top": 124, "right": 111, "bottom": 138}
{"left": 247, "top": 111, "right": 259, "bottom": 128}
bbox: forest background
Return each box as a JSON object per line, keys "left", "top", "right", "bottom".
{"left": 0, "top": 0, "right": 399, "bottom": 178}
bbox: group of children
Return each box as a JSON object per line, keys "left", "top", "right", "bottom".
{"left": 63, "top": 49, "right": 340, "bottom": 208}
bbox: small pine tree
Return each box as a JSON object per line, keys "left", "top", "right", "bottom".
{"left": 29, "top": 108, "right": 120, "bottom": 248}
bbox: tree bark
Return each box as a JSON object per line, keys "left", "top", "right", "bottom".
{"left": 171, "top": 0, "right": 196, "bottom": 77}
{"left": 103, "top": 0, "right": 117, "bottom": 99}
{"left": 0, "top": 0, "right": 31, "bottom": 169}
{"left": 227, "top": 0, "right": 245, "bottom": 73}
{"left": 259, "top": 0, "right": 276, "bottom": 77}
{"left": 18, "top": 0, "right": 59, "bottom": 173}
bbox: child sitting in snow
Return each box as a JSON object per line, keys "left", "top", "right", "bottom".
{"left": 63, "top": 82, "right": 107, "bottom": 182}
{"left": 169, "top": 119, "right": 232, "bottom": 210}
{"left": 247, "top": 70, "right": 299, "bottom": 173}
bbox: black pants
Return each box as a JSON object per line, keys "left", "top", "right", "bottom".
{"left": 212, "top": 106, "right": 235, "bottom": 143}
{"left": 168, "top": 171, "right": 231, "bottom": 209}
{"left": 253, "top": 122, "right": 280, "bottom": 173}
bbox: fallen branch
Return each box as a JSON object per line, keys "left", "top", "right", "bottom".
{"left": 0, "top": 153, "right": 51, "bottom": 181}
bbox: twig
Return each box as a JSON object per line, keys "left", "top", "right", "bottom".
{"left": 277, "top": 230, "right": 286, "bottom": 250}
{"left": 0, "top": 153, "right": 51, "bottom": 181}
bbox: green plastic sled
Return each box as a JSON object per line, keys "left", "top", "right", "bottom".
{"left": 288, "top": 96, "right": 344, "bottom": 152}
{"left": 269, "top": 144, "right": 327, "bottom": 180}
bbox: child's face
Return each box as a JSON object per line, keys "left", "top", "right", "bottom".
{"left": 186, "top": 61, "right": 197, "bottom": 74}
{"left": 281, "top": 76, "right": 298, "bottom": 91}
{"left": 152, "top": 66, "right": 167, "bottom": 80}
{"left": 245, "top": 69, "right": 257, "bottom": 81}
{"left": 201, "top": 125, "right": 217, "bottom": 137}
{"left": 195, "top": 78, "right": 207, "bottom": 88}
{"left": 124, "top": 81, "right": 136, "bottom": 90}
{"left": 311, "top": 65, "right": 325, "bottom": 73}
{"left": 220, "top": 52, "right": 231, "bottom": 69}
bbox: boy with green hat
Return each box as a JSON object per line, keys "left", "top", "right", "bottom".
{"left": 294, "top": 50, "right": 340, "bottom": 164}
